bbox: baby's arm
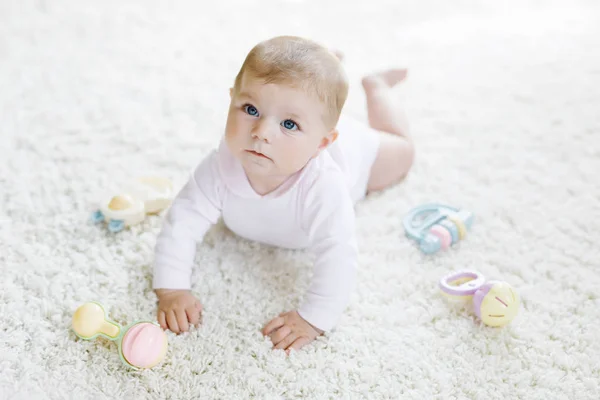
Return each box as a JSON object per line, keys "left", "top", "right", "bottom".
{"left": 297, "top": 174, "right": 358, "bottom": 332}
{"left": 153, "top": 151, "right": 223, "bottom": 333}
{"left": 263, "top": 172, "right": 358, "bottom": 351}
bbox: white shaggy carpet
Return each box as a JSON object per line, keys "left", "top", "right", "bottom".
{"left": 2, "top": 0, "right": 600, "bottom": 398}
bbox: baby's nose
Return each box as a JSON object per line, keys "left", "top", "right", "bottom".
{"left": 252, "top": 119, "right": 275, "bottom": 142}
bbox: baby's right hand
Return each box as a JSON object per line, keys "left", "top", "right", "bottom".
{"left": 155, "top": 289, "right": 203, "bottom": 334}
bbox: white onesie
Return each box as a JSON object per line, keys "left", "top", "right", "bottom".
{"left": 153, "top": 115, "right": 380, "bottom": 331}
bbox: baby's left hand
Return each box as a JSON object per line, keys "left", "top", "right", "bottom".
{"left": 262, "top": 310, "right": 323, "bottom": 353}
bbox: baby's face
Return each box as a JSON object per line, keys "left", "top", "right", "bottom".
{"left": 225, "top": 74, "right": 334, "bottom": 181}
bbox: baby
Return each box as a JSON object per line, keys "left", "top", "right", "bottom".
{"left": 152, "top": 36, "right": 414, "bottom": 352}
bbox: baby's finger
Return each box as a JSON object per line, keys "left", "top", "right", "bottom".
{"left": 176, "top": 309, "right": 189, "bottom": 332}
{"left": 157, "top": 310, "right": 167, "bottom": 330}
{"left": 274, "top": 331, "right": 297, "bottom": 350}
{"left": 166, "top": 310, "right": 180, "bottom": 333}
{"left": 270, "top": 325, "right": 291, "bottom": 345}
{"left": 286, "top": 337, "right": 311, "bottom": 354}
{"left": 262, "top": 316, "right": 285, "bottom": 336}
{"left": 186, "top": 306, "right": 201, "bottom": 326}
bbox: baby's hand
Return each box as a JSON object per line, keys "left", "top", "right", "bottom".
{"left": 155, "top": 289, "right": 203, "bottom": 334}
{"left": 262, "top": 310, "right": 324, "bottom": 353}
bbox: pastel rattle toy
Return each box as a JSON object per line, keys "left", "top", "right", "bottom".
{"left": 72, "top": 302, "right": 168, "bottom": 369}
{"left": 403, "top": 203, "right": 474, "bottom": 254}
{"left": 91, "top": 176, "right": 173, "bottom": 233}
{"left": 439, "top": 270, "right": 520, "bottom": 327}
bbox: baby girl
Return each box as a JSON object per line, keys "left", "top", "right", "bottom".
{"left": 152, "top": 35, "right": 414, "bottom": 352}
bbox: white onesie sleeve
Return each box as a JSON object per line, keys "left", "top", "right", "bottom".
{"left": 153, "top": 151, "right": 223, "bottom": 289}
{"left": 297, "top": 171, "right": 358, "bottom": 331}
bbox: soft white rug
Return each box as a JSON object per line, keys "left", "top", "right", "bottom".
{"left": 2, "top": 0, "right": 599, "bottom": 398}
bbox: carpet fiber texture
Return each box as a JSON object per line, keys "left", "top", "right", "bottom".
{"left": 1, "top": 0, "right": 600, "bottom": 399}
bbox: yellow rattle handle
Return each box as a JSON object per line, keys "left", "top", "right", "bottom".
{"left": 72, "top": 302, "right": 121, "bottom": 340}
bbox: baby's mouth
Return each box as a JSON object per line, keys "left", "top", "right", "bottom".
{"left": 246, "top": 150, "right": 272, "bottom": 160}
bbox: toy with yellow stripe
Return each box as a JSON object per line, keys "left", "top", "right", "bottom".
{"left": 403, "top": 203, "right": 473, "bottom": 254}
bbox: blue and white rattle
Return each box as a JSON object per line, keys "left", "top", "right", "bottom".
{"left": 403, "top": 203, "right": 474, "bottom": 254}
{"left": 90, "top": 176, "right": 173, "bottom": 233}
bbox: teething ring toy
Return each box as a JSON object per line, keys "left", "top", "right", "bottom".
{"left": 403, "top": 203, "right": 474, "bottom": 254}
{"left": 439, "top": 270, "right": 520, "bottom": 327}
{"left": 439, "top": 270, "right": 486, "bottom": 296}
{"left": 72, "top": 302, "right": 168, "bottom": 369}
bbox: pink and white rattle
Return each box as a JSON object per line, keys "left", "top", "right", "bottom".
{"left": 439, "top": 270, "right": 520, "bottom": 327}
{"left": 72, "top": 302, "right": 168, "bottom": 369}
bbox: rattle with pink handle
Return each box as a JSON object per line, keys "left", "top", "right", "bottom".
{"left": 72, "top": 302, "right": 168, "bottom": 369}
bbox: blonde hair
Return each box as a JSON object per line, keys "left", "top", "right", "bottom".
{"left": 233, "top": 36, "right": 349, "bottom": 128}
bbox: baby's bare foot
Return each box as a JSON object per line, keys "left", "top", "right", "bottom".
{"left": 362, "top": 69, "right": 408, "bottom": 92}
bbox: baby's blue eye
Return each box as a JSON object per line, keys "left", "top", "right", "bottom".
{"left": 281, "top": 119, "right": 298, "bottom": 131}
{"left": 244, "top": 105, "right": 259, "bottom": 116}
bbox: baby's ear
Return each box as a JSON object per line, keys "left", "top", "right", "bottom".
{"left": 318, "top": 129, "right": 338, "bottom": 151}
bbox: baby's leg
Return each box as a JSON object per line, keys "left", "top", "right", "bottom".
{"left": 362, "top": 69, "right": 415, "bottom": 192}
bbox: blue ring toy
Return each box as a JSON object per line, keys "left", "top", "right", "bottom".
{"left": 403, "top": 203, "right": 474, "bottom": 254}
